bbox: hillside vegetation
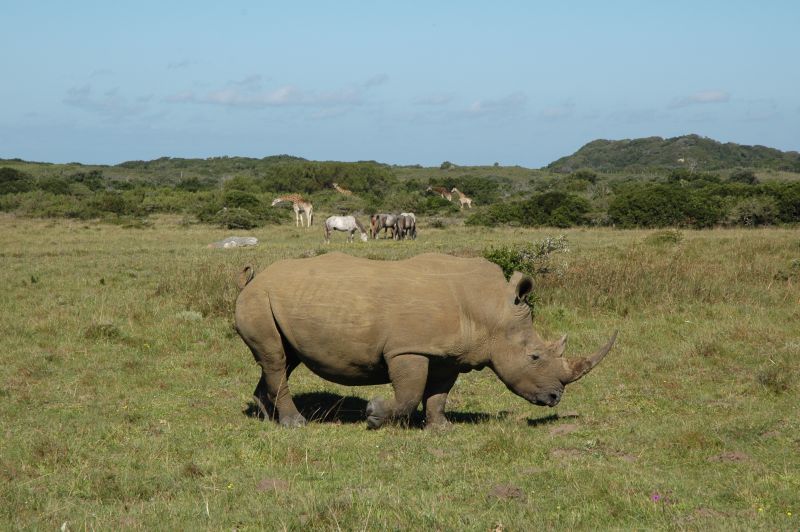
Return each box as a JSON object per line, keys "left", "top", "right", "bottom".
{"left": 2, "top": 135, "right": 800, "bottom": 230}
{"left": 547, "top": 134, "right": 800, "bottom": 173}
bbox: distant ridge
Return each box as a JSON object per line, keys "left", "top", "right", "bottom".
{"left": 546, "top": 134, "right": 800, "bottom": 173}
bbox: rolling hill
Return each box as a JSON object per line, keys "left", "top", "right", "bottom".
{"left": 546, "top": 134, "right": 800, "bottom": 173}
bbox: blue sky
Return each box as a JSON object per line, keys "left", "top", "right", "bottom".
{"left": 1, "top": 1, "right": 798, "bottom": 167}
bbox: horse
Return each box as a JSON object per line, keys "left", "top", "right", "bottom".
{"left": 369, "top": 213, "right": 398, "bottom": 239}
{"left": 324, "top": 215, "right": 369, "bottom": 243}
{"left": 394, "top": 212, "right": 417, "bottom": 240}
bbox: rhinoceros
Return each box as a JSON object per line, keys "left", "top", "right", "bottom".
{"left": 234, "top": 252, "right": 616, "bottom": 429}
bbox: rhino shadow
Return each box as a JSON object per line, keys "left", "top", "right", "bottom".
{"left": 526, "top": 412, "right": 579, "bottom": 427}
{"left": 243, "top": 392, "right": 369, "bottom": 424}
{"left": 243, "top": 391, "right": 502, "bottom": 426}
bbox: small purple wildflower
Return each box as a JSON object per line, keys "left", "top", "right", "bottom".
{"left": 650, "top": 492, "right": 662, "bottom": 502}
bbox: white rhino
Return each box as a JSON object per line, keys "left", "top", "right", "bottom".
{"left": 235, "top": 252, "right": 616, "bottom": 429}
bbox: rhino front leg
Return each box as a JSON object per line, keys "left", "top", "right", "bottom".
{"left": 423, "top": 370, "right": 459, "bottom": 429}
{"left": 366, "top": 354, "right": 429, "bottom": 429}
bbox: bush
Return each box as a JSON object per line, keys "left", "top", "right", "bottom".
{"left": 728, "top": 170, "right": 758, "bottom": 185}
{"left": 608, "top": 184, "right": 724, "bottom": 228}
{"left": 0, "top": 167, "right": 32, "bottom": 194}
{"left": 726, "top": 196, "right": 780, "bottom": 226}
{"left": 213, "top": 207, "right": 258, "bottom": 229}
{"left": 482, "top": 236, "right": 570, "bottom": 307}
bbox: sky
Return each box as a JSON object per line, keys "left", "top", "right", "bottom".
{"left": 1, "top": 1, "right": 799, "bottom": 168}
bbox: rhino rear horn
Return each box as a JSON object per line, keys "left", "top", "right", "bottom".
{"left": 564, "top": 330, "right": 618, "bottom": 383}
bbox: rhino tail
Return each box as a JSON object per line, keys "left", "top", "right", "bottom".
{"left": 237, "top": 265, "right": 255, "bottom": 290}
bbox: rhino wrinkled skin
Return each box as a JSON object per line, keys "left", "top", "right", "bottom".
{"left": 235, "top": 252, "right": 616, "bottom": 429}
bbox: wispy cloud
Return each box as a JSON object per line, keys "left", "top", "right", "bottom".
{"left": 230, "top": 74, "right": 264, "bottom": 89}
{"left": 670, "top": 90, "right": 730, "bottom": 109}
{"left": 63, "top": 84, "right": 146, "bottom": 120}
{"left": 466, "top": 92, "right": 527, "bottom": 116}
{"left": 167, "top": 59, "right": 194, "bottom": 70}
{"left": 166, "top": 81, "right": 365, "bottom": 109}
{"left": 364, "top": 74, "right": 389, "bottom": 88}
{"left": 413, "top": 93, "right": 454, "bottom": 106}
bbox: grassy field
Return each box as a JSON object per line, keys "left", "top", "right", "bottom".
{"left": 1, "top": 214, "right": 798, "bottom": 530}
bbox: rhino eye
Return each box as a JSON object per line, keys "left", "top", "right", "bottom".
{"left": 529, "top": 353, "right": 540, "bottom": 361}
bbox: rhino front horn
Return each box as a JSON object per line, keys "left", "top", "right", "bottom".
{"left": 564, "top": 330, "right": 618, "bottom": 383}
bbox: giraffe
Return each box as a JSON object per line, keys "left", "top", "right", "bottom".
{"left": 451, "top": 187, "right": 473, "bottom": 209}
{"left": 425, "top": 186, "right": 452, "bottom": 202}
{"left": 331, "top": 182, "right": 354, "bottom": 196}
{"left": 271, "top": 194, "right": 314, "bottom": 227}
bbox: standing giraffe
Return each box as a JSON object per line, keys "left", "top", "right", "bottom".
{"left": 271, "top": 194, "right": 314, "bottom": 227}
{"left": 451, "top": 187, "right": 473, "bottom": 209}
{"left": 331, "top": 182, "right": 354, "bottom": 196}
{"left": 425, "top": 186, "right": 452, "bottom": 202}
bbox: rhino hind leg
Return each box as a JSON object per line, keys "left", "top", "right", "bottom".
{"left": 237, "top": 301, "right": 306, "bottom": 428}
{"left": 366, "top": 354, "right": 429, "bottom": 429}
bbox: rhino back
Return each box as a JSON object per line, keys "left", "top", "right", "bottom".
{"left": 246, "top": 253, "right": 506, "bottom": 369}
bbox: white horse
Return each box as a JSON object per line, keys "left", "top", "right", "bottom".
{"left": 324, "top": 215, "right": 369, "bottom": 243}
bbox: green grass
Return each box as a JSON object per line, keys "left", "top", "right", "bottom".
{"left": 1, "top": 214, "right": 798, "bottom": 529}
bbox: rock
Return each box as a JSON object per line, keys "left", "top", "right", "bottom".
{"left": 208, "top": 236, "right": 258, "bottom": 249}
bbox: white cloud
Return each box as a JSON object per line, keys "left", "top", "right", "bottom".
{"left": 670, "top": 90, "right": 730, "bottom": 109}
{"left": 63, "top": 84, "right": 146, "bottom": 120}
{"left": 165, "top": 82, "right": 365, "bottom": 109}
{"left": 466, "top": 92, "right": 527, "bottom": 116}
{"left": 231, "top": 74, "right": 264, "bottom": 89}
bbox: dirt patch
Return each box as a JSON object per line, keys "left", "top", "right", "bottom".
{"left": 551, "top": 448, "right": 582, "bottom": 461}
{"left": 257, "top": 478, "right": 289, "bottom": 492}
{"left": 488, "top": 483, "right": 527, "bottom": 502}
{"left": 707, "top": 451, "right": 749, "bottom": 462}
{"left": 549, "top": 423, "right": 579, "bottom": 436}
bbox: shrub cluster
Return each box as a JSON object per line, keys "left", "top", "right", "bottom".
{"left": 2, "top": 160, "right": 800, "bottom": 229}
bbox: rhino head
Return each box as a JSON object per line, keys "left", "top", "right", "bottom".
{"left": 490, "top": 272, "right": 617, "bottom": 408}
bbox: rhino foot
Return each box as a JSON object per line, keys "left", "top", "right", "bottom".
{"left": 425, "top": 419, "right": 452, "bottom": 431}
{"left": 279, "top": 413, "right": 307, "bottom": 428}
{"left": 366, "top": 397, "right": 389, "bottom": 430}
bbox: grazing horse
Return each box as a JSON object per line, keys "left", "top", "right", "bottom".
{"left": 324, "top": 215, "right": 368, "bottom": 243}
{"left": 394, "top": 212, "right": 417, "bottom": 240}
{"left": 370, "top": 213, "right": 398, "bottom": 239}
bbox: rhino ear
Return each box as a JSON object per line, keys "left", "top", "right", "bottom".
{"left": 509, "top": 271, "right": 534, "bottom": 305}
{"left": 553, "top": 334, "right": 567, "bottom": 357}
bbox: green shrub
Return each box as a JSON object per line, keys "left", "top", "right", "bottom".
{"left": 0, "top": 167, "right": 32, "bottom": 194}
{"left": 728, "top": 170, "right": 758, "bottom": 185}
{"left": 726, "top": 196, "right": 780, "bottom": 226}
{"left": 213, "top": 207, "right": 258, "bottom": 229}
{"left": 483, "top": 235, "right": 570, "bottom": 280}
{"left": 608, "top": 183, "right": 724, "bottom": 228}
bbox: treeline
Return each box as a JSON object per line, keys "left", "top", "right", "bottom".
{"left": 1, "top": 163, "right": 799, "bottom": 229}
{"left": 466, "top": 169, "right": 800, "bottom": 228}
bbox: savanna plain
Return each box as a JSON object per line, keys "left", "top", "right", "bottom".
{"left": 0, "top": 214, "right": 798, "bottom": 530}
